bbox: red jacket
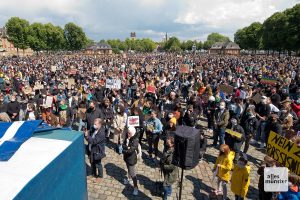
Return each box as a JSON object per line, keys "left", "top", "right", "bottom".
{"left": 291, "top": 103, "right": 300, "bottom": 117}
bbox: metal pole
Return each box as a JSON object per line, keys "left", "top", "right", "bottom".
{"left": 179, "top": 168, "right": 184, "bottom": 200}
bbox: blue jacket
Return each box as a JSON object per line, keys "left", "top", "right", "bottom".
{"left": 146, "top": 117, "right": 163, "bottom": 134}
{"left": 278, "top": 186, "right": 300, "bottom": 200}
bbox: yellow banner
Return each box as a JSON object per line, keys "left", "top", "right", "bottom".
{"left": 225, "top": 129, "right": 242, "bottom": 139}
{"left": 267, "top": 131, "right": 300, "bottom": 176}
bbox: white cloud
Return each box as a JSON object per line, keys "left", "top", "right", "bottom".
{"left": 0, "top": 0, "right": 298, "bottom": 41}
{"left": 175, "top": 0, "right": 299, "bottom": 29}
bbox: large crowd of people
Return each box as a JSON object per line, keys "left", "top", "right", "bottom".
{"left": 1, "top": 53, "right": 300, "bottom": 199}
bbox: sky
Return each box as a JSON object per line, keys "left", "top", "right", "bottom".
{"left": 0, "top": 0, "right": 299, "bottom": 42}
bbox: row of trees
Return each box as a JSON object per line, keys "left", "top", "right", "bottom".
{"left": 106, "top": 32, "right": 230, "bottom": 53}
{"left": 5, "top": 17, "right": 89, "bottom": 53}
{"left": 234, "top": 4, "right": 300, "bottom": 53}
{"left": 106, "top": 38, "right": 157, "bottom": 53}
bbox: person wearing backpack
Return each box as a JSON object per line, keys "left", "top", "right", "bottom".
{"left": 123, "top": 126, "right": 139, "bottom": 196}
{"left": 160, "top": 136, "right": 178, "bottom": 200}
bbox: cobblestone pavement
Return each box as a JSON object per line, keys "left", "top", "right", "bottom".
{"left": 86, "top": 119, "right": 264, "bottom": 200}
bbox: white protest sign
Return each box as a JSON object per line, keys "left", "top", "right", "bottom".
{"left": 264, "top": 167, "right": 288, "bottom": 192}
{"left": 127, "top": 116, "right": 140, "bottom": 127}
{"left": 45, "top": 96, "right": 53, "bottom": 108}
{"left": 106, "top": 79, "right": 121, "bottom": 90}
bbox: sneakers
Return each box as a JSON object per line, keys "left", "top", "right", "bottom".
{"left": 249, "top": 139, "right": 257, "bottom": 145}
{"left": 133, "top": 187, "right": 139, "bottom": 196}
{"left": 259, "top": 142, "right": 265, "bottom": 149}
{"left": 124, "top": 178, "right": 133, "bottom": 185}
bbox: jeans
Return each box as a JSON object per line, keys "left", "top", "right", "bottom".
{"left": 255, "top": 121, "right": 267, "bottom": 144}
{"left": 163, "top": 185, "right": 172, "bottom": 200}
{"left": 78, "top": 118, "right": 85, "bottom": 131}
{"left": 147, "top": 133, "right": 160, "bottom": 157}
{"left": 213, "top": 128, "right": 225, "bottom": 146}
{"left": 91, "top": 159, "right": 103, "bottom": 178}
{"left": 217, "top": 178, "right": 227, "bottom": 200}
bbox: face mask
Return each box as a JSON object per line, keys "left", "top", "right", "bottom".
{"left": 288, "top": 182, "right": 293, "bottom": 187}
{"left": 281, "top": 110, "right": 287, "bottom": 114}
{"left": 296, "top": 100, "right": 300, "bottom": 104}
{"left": 93, "top": 124, "right": 98, "bottom": 130}
{"left": 220, "top": 105, "right": 225, "bottom": 110}
{"left": 231, "top": 119, "right": 237, "bottom": 126}
{"left": 117, "top": 108, "right": 121, "bottom": 113}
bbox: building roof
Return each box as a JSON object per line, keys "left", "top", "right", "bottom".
{"left": 210, "top": 41, "right": 240, "bottom": 50}
{"left": 86, "top": 42, "right": 112, "bottom": 50}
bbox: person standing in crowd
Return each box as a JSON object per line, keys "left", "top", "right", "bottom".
{"left": 100, "top": 98, "right": 114, "bottom": 140}
{"left": 213, "top": 101, "right": 230, "bottom": 147}
{"left": 225, "top": 116, "right": 245, "bottom": 163}
{"left": 146, "top": 110, "right": 163, "bottom": 161}
{"left": 213, "top": 144, "right": 233, "bottom": 200}
{"left": 242, "top": 107, "right": 259, "bottom": 153}
{"left": 257, "top": 156, "right": 276, "bottom": 200}
{"left": 112, "top": 105, "right": 127, "bottom": 152}
{"left": 85, "top": 118, "right": 106, "bottom": 183}
{"left": 122, "top": 126, "right": 139, "bottom": 196}
{"left": 86, "top": 101, "right": 102, "bottom": 131}
{"left": 253, "top": 96, "right": 271, "bottom": 148}
{"left": 7, "top": 95, "right": 20, "bottom": 121}
{"left": 160, "top": 136, "right": 178, "bottom": 200}
{"left": 183, "top": 105, "right": 198, "bottom": 127}
{"left": 230, "top": 153, "right": 251, "bottom": 200}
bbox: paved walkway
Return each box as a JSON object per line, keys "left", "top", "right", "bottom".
{"left": 86, "top": 119, "right": 264, "bottom": 200}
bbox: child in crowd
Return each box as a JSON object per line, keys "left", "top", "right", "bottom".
{"left": 231, "top": 153, "right": 251, "bottom": 200}
{"left": 213, "top": 144, "right": 233, "bottom": 200}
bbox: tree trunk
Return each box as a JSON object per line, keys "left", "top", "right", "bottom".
{"left": 17, "top": 48, "right": 19, "bottom": 56}
{"left": 22, "top": 49, "right": 25, "bottom": 57}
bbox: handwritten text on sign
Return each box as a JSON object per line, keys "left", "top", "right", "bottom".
{"left": 106, "top": 79, "right": 121, "bottom": 90}
{"left": 267, "top": 131, "right": 300, "bottom": 176}
{"left": 127, "top": 116, "right": 139, "bottom": 127}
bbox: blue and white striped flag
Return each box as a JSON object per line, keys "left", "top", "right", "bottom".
{"left": 0, "top": 120, "right": 42, "bottom": 161}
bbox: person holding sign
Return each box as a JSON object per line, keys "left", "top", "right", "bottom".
{"left": 225, "top": 116, "right": 245, "bottom": 163}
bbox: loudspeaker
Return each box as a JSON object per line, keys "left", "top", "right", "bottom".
{"left": 173, "top": 126, "right": 200, "bottom": 170}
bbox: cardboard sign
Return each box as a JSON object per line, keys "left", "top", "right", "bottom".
{"left": 127, "top": 116, "right": 140, "bottom": 127}
{"left": 219, "top": 84, "right": 234, "bottom": 94}
{"left": 33, "top": 83, "right": 44, "bottom": 91}
{"left": 146, "top": 65, "right": 152, "bottom": 73}
{"left": 267, "top": 131, "right": 300, "bottom": 176}
{"left": 225, "top": 129, "right": 242, "bottom": 139}
{"left": 179, "top": 64, "right": 189, "bottom": 74}
{"left": 252, "top": 93, "right": 262, "bottom": 104}
{"left": 69, "top": 69, "right": 77, "bottom": 75}
{"left": 67, "top": 78, "right": 75, "bottom": 89}
{"left": 51, "top": 66, "right": 57, "bottom": 72}
{"left": 45, "top": 96, "right": 53, "bottom": 108}
{"left": 146, "top": 85, "right": 156, "bottom": 94}
{"left": 23, "top": 86, "right": 32, "bottom": 94}
{"left": 106, "top": 79, "right": 121, "bottom": 90}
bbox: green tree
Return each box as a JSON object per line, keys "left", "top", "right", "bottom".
{"left": 27, "top": 23, "right": 47, "bottom": 52}
{"left": 284, "top": 4, "right": 300, "bottom": 52}
{"left": 163, "top": 37, "right": 181, "bottom": 51}
{"left": 203, "top": 33, "right": 230, "bottom": 49}
{"left": 64, "top": 22, "right": 88, "bottom": 50}
{"left": 5, "top": 17, "right": 30, "bottom": 54}
{"left": 262, "top": 12, "right": 288, "bottom": 51}
{"left": 140, "top": 38, "right": 156, "bottom": 52}
{"left": 234, "top": 28, "right": 247, "bottom": 49}
{"left": 45, "top": 23, "right": 65, "bottom": 51}
{"left": 196, "top": 41, "right": 203, "bottom": 50}
{"left": 235, "top": 22, "right": 262, "bottom": 50}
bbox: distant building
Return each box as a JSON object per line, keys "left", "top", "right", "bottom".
{"left": 84, "top": 42, "right": 112, "bottom": 55}
{"left": 0, "top": 27, "right": 33, "bottom": 56}
{"left": 209, "top": 42, "right": 240, "bottom": 55}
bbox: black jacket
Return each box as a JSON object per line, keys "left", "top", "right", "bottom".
{"left": 87, "top": 127, "right": 106, "bottom": 162}
{"left": 225, "top": 124, "right": 245, "bottom": 152}
{"left": 183, "top": 111, "right": 197, "bottom": 127}
{"left": 123, "top": 136, "right": 139, "bottom": 166}
{"left": 243, "top": 116, "right": 259, "bottom": 136}
{"left": 86, "top": 108, "right": 103, "bottom": 130}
